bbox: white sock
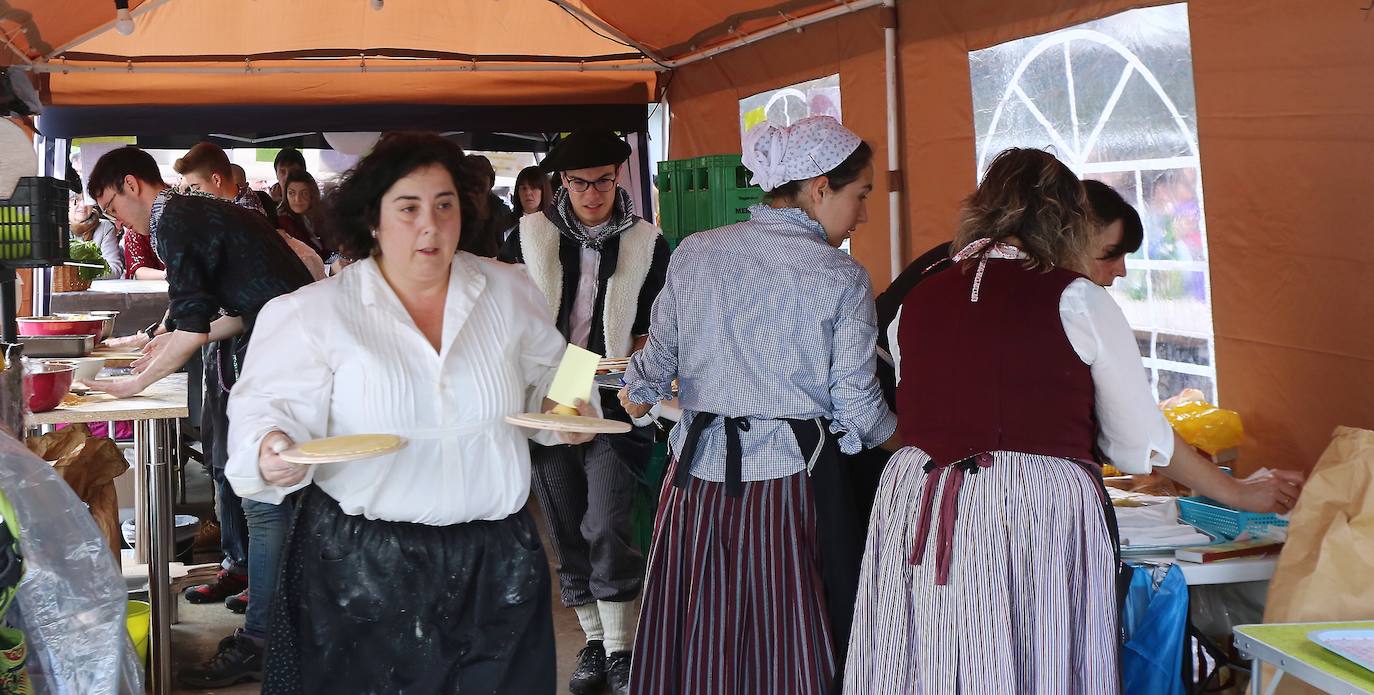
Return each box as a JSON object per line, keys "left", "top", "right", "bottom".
{"left": 599, "top": 597, "right": 640, "bottom": 654}
{"left": 574, "top": 603, "right": 605, "bottom": 643}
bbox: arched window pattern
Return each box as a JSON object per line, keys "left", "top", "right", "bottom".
{"left": 970, "top": 3, "right": 1218, "bottom": 403}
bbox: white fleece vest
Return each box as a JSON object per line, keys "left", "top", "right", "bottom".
{"left": 519, "top": 213, "right": 660, "bottom": 358}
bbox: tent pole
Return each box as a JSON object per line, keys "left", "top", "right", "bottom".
{"left": 666, "top": 0, "right": 883, "bottom": 69}
{"left": 17, "top": 61, "right": 661, "bottom": 75}
{"left": 46, "top": 0, "right": 180, "bottom": 59}
{"left": 546, "top": 0, "right": 667, "bottom": 65}
{"left": 883, "top": 0, "right": 903, "bottom": 280}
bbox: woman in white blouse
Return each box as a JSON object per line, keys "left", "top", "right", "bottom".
{"left": 226, "top": 133, "right": 591, "bottom": 694}
{"left": 845, "top": 148, "right": 1172, "bottom": 693}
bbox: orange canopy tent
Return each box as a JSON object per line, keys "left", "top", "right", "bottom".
{"left": 2, "top": 0, "right": 1369, "bottom": 472}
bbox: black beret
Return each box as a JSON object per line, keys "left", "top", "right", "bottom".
{"left": 540, "top": 130, "right": 631, "bottom": 173}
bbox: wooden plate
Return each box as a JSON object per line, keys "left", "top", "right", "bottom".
{"left": 505, "top": 413, "right": 632, "bottom": 434}
{"left": 278, "top": 434, "right": 407, "bottom": 465}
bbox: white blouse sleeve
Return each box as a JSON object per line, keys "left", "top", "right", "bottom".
{"left": 225, "top": 293, "right": 331, "bottom": 503}
{"left": 514, "top": 269, "right": 578, "bottom": 447}
{"left": 1060, "top": 279, "right": 1174, "bottom": 474}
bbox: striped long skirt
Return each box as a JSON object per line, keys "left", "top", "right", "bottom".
{"left": 630, "top": 463, "right": 835, "bottom": 695}
{"left": 844, "top": 448, "right": 1119, "bottom": 694}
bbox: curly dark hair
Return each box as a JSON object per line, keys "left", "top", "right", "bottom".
{"left": 324, "top": 133, "right": 483, "bottom": 260}
{"left": 953, "top": 148, "right": 1094, "bottom": 274}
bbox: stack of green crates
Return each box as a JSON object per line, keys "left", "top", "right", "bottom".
{"left": 656, "top": 154, "right": 764, "bottom": 248}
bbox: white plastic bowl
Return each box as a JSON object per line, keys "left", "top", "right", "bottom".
{"left": 64, "top": 356, "right": 106, "bottom": 384}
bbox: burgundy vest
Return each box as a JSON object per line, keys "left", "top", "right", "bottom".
{"left": 896, "top": 259, "right": 1096, "bottom": 465}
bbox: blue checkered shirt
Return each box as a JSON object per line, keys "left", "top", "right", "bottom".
{"left": 625, "top": 205, "right": 897, "bottom": 482}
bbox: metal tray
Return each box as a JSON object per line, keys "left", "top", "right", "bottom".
{"left": 18, "top": 334, "right": 96, "bottom": 357}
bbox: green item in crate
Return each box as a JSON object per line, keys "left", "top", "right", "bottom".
{"left": 67, "top": 240, "right": 110, "bottom": 282}
{"left": 0, "top": 208, "right": 31, "bottom": 263}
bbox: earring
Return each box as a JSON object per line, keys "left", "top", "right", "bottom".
{"left": 370, "top": 228, "right": 378, "bottom": 238}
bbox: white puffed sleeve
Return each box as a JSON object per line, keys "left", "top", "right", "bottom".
{"left": 1060, "top": 279, "right": 1175, "bottom": 474}
{"left": 226, "top": 293, "right": 330, "bottom": 503}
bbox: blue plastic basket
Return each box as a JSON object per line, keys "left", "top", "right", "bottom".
{"left": 1177, "top": 496, "right": 1288, "bottom": 540}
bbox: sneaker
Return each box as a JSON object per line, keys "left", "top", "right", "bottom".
{"left": 224, "top": 589, "right": 248, "bottom": 614}
{"left": 569, "top": 639, "right": 606, "bottom": 695}
{"left": 606, "top": 651, "right": 632, "bottom": 695}
{"left": 177, "top": 631, "right": 262, "bottom": 689}
{"left": 183, "top": 569, "right": 248, "bottom": 604}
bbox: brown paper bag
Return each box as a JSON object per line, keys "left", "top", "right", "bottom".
{"left": 1261, "top": 426, "right": 1374, "bottom": 694}
{"left": 25, "top": 424, "right": 130, "bottom": 556}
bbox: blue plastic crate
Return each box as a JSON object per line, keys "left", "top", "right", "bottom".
{"left": 1177, "top": 496, "right": 1287, "bottom": 540}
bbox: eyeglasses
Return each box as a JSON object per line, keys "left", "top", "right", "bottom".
{"left": 564, "top": 175, "right": 616, "bottom": 193}
{"left": 96, "top": 183, "right": 124, "bottom": 224}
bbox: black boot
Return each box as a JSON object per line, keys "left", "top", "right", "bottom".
{"left": 177, "top": 631, "right": 263, "bottom": 689}
{"left": 606, "top": 650, "right": 632, "bottom": 695}
{"left": 570, "top": 639, "right": 607, "bottom": 694}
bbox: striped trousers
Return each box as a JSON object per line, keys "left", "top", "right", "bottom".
{"left": 529, "top": 432, "right": 648, "bottom": 607}
{"left": 630, "top": 464, "right": 835, "bottom": 695}
{"left": 845, "top": 448, "right": 1120, "bottom": 694}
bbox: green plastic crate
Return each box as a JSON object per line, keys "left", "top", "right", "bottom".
{"left": 632, "top": 442, "right": 670, "bottom": 555}
{"left": 678, "top": 163, "right": 706, "bottom": 235}
{"left": 656, "top": 154, "right": 765, "bottom": 247}
{"left": 691, "top": 154, "right": 765, "bottom": 231}
{"left": 656, "top": 160, "right": 680, "bottom": 235}
{"left": 0, "top": 177, "right": 70, "bottom": 267}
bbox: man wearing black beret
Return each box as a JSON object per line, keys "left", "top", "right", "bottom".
{"left": 500, "top": 131, "right": 669, "bottom": 695}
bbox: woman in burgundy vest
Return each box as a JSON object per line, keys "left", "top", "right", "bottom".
{"left": 844, "top": 149, "right": 1177, "bottom": 694}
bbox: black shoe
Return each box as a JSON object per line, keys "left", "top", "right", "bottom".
{"left": 606, "top": 651, "right": 632, "bottom": 695}
{"left": 177, "top": 631, "right": 263, "bottom": 689}
{"left": 569, "top": 639, "right": 606, "bottom": 694}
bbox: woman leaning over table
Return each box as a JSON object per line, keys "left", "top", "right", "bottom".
{"left": 845, "top": 148, "right": 1175, "bottom": 694}
{"left": 225, "top": 132, "right": 593, "bottom": 694}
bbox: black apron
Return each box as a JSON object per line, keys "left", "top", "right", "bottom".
{"left": 671, "top": 412, "right": 864, "bottom": 694}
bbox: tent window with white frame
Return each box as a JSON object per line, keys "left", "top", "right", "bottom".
{"left": 969, "top": 2, "right": 1218, "bottom": 404}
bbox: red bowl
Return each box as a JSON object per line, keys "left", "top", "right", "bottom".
{"left": 18, "top": 316, "right": 106, "bottom": 338}
{"left": 24, "top": 362, "right": 75, "bottom": 413}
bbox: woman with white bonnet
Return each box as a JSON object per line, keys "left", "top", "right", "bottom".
{"left": 619, "top": 116, "right": 900, "bottom": 694}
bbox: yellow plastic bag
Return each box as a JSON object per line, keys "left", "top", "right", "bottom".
{"left": 1163, "top": 396, "right": 1244, "bottom": 456}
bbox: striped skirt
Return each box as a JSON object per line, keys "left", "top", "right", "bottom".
{"left": 630, "top": 463, "right": 835, "bottom": 695}
{"left": 844, "top": 448, "right": 1119, "bottom": 694}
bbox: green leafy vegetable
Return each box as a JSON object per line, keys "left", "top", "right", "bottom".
{"left": 67, "top": 239, "right": 109, "bottom": 282}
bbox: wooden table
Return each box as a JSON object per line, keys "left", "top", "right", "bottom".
{"left": 27, "top": 373, "right": 187, "bottom": 695}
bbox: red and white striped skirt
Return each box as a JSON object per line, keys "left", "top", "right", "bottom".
{"left": 844, "top": 447, "right": 1119, "bottom": 694}
{"left": 630, "top": 463, "right": 836, "bottom": 695}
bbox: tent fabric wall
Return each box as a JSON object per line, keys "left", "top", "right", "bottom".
{"left": 666, "top": 0, "right": 1374, "bottom": 472}
{"left": 1187, "top": 0, "right": 1374, "bottom": 474}
{"left": 663, "top": 7, "right": 897, "bottom": 283}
